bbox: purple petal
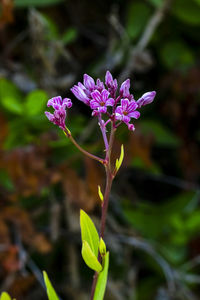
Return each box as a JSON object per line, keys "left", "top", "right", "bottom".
{"left": 113, "top": 79, "right": 118, "bottom": 90}
{"left": 115, "top": 113, "right": 122, "bottom": 121}
{"left": 83, "top": 74, "right": 95, "bottom": 90}
{"left": 128, "top": 111, "right": 140, "bottom": 119}
{"left": 90, "top": 100, "right": 100, "bottom": 109}
{"left": 63, "top": 98, "right": 72, "bottom": 108}
{"left": 121, "top": 98, "right": 130, "bottom": 109}
{"left": 120, "top": 79, "right": 130, "bottom": 97}
{"left": 122, "top": 115, "right": 131, "bottom": 124}
{"left": 47, "top": 96, "right": 62, "bottom": 108}
{"left": 45, "top": 111, "right": 54, "bottom": 122}
{"left": 98, "top": 106, "right": 107, "bottom": 113}
{"left": 91, "top": 90, "right": 102, "bottom": 103}
{"left": 127, "top": 123, "right": 135, "bottom": 131}
{"left": 101, "top": 89, "right": 110, "bottom": 101}
{"left": 105, "top": 98, "right": 115, "bottom": 106}
{"left": 127, "top": 100, "right": 137, "bottom": 112}
{"left": 96, "top": 78, "right": 105, "bottom": 91}
{"left": 115, "top": 106, "right": 123, "bottom": 115}
{"left": 105, "top": 71, "right": 113, "bottom": 87}
{"left": 137, "top": 91, "right": 156, "bottom": 108}
{"left": 71, "top": 86, "right": 89, "bottom": 104}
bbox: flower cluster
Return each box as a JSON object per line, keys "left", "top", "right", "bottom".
{"left": 45, "top": 96, "right": 72, "bottom": 130}
{"left": 45, "top": 71, "right": 156, "bottom": 131}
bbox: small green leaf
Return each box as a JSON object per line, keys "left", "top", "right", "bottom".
{"left": 0, "top": 292, "right": 12, "bottom": 300}
{"left": 82, "top": 241, "right": 102, "bottom": 272}
{"left": 94, "top": 252, "right": 109, "bottom": 300}
{"left": 80, "top": 210, "right": 99, "bottom": 257}
{"left": 25, "top": 90, "right": 48, "bottom": 116}
{"left": 98, "top": 185, "right": 104, "bottom": 202}
{"left": 115, "top": 144, "right": 124, "bottom": 172}
{"left": 43, "top": 271, "right": 59, "bottom": 300}
{"left": 99, "top": 238, "right": 106, "bottom": 256}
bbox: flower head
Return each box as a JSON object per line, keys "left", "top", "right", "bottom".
{"left": 90, "top": 89, "right": 114, "bottom": 114}
{"left": 115, "top": 98, "right": 140, "bottom": 130}
{"left": 45, "top": 96, "right": 72, "bottom": 130}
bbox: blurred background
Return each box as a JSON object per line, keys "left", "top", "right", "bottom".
{"left": 0, "top": 0, "right": 200, "bottom": 299}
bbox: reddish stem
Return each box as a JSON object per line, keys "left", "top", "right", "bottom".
{"left": 90, "top": 125, "right": 116, "bottom": 300}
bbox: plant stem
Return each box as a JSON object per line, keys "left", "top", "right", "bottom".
{"left": 98, "top": 115, "right": 109, "bottom": 152}
{"left": 90, "top": 125, "right": 116, "bottom": 300}
{"left": 64, "top": 128, "right": 105, "bottom": 164}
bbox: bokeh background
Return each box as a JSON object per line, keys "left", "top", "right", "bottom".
{"left": 0, "top": 0, "right": 200, "bottom": 299}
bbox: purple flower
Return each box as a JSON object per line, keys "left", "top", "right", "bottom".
{"left": 83, "top": 74, "right": 96, "bottom": 91}
{"left": 137, "top": 91, "right": 156, "bottom": 108}
{"left": 115, "top": 98, "right": 140, "bottom": 130}
{"left": 119, "top": 79, "right": 132, "bottom": 99}
{"left": 45, "top": 96, "right": 72, "bottom": 130}
{"left": 105, "top": 71, "right": 118, "bottom": 97}
{"left": 96, "top": 78, "right": 105, "bottom": 92}
{"left": 90, "top": 89, "right": 115, "bottom": 114}
{"left": 71, "top": 84, "right": 90, "bottom": 105}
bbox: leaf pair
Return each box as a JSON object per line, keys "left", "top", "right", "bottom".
{"left": 80, "top": 210, "right": 109, "bottom": 300}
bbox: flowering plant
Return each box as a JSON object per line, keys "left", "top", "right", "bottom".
{"left": 44, "top": 71, "right": 156, "bottom": 300}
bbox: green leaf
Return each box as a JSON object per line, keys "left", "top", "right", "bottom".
{"left": 140, "top": 120, "right": 180, "bottom": 147}
{"left": 94, "top": 252, "right": 109, "bottom": 300}
{"left": 160, "top": 40, "right": 194, "bottom": 70}
{"left": 1, "top": 97, "right": 24, "bottom": 115}
{"left": 81, "top": 241, "right": 102, "bottom": 272}
{"left": 126, "top": 2, "right": 152, "bottom": 40}
{"left": 98, "top": 185, "right": 104, "bottom": 202}
{"left": 80, "top": 210, "right": 99, "bottom": 257}
{"left": 115, "top": 144, "right": 124, "bottom": 172}
{"left": 43, "top": 271, "right": 59, "bottom": 300}
{"left": 173, "top": 0, "right": 200, "bottom": 25}
{"left": 61, "top": 28, "right": 77, "bottom": 45}
{"left": 0, "top": 292, "right": 12, "bottom": 300}
{"left": 14, "top": 0, "right": 64, "bottom": 7}
{"left": 25, "top": 90, "right": 48, "bottom": 116}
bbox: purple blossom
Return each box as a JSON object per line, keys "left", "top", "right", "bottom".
{"left": 83, "top": 74, "right": 96, "bottom": 91}
{"left": 45, "top": 96, "right": 72, "bottom": 130}
{"left": 115, "top": 98, "right": 140, "bottom": 130}
{"left": 90, "top": 89, "right": 114, "bottom": 114}
{"left": 137, "top": 91, "right": 156, "bottom": 108}
{"left": 71, "top": 84, "right": 90, "bottom": 105}
{"left": 105, "top": 71, "right": 118, "bottom": 97}
{"left": 120, "top": 79, "right": 131, "bottom": 98}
